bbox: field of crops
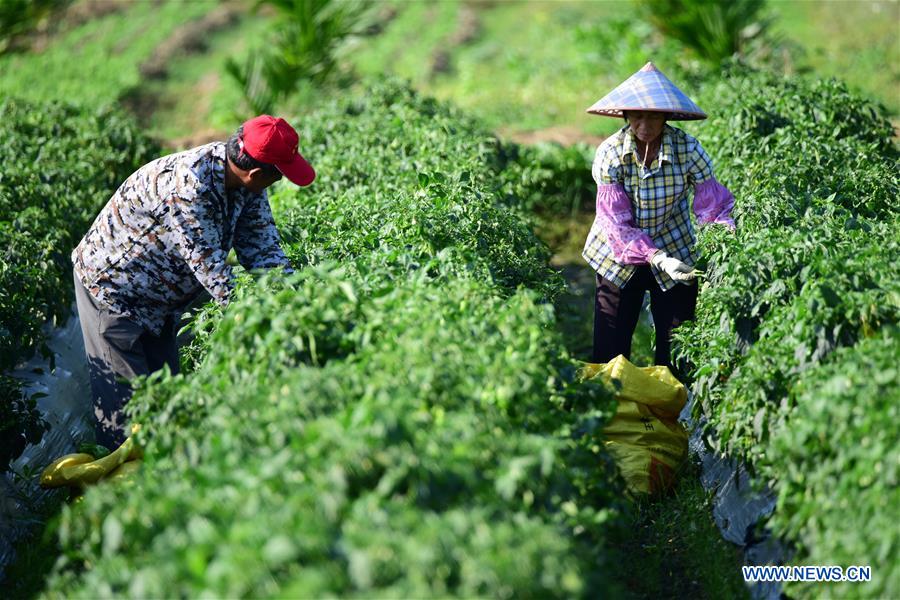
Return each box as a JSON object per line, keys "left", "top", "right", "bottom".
{"left": 1, "top": 1, "right": 897, "bottom": 598}
{"left": 35, "top": 81, "right": 642, "bottom": 597}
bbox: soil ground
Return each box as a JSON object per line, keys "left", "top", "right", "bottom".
{"left": 533, "top": 213, "right": 747, "bottom": 599}
{"left": 501, "top": 125, "right": 607, "bottom": 148}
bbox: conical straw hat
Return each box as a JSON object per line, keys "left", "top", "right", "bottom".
{"left": 586, "top": 62, "right": 707, "bottom": 121}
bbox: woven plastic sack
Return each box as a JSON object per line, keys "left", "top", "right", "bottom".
{"left": 580, "top": 355, "right": 688, "bottom": 495}
{"left": 39, "top": 426, "right": 142, "bottom": 490}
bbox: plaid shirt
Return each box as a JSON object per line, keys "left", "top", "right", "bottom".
{"left": 582, "top": 124, "right": 720, "bottom": 291}
{"left": 73, "top": 142, "right": 291, "bottom": 335}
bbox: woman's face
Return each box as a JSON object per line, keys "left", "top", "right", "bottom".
{"left": 625, "top": 111, "right": 667, "bottom": 143}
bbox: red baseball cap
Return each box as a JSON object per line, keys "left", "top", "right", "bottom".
{"left": 239, "top": 115, "right": 315, "bottom": 186}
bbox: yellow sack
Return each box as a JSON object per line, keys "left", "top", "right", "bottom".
{"left": 580, "top": 355, "right": 689, "bottom": 496}
{"left": 40, "top": 425, "right": 143, "bottom": 489}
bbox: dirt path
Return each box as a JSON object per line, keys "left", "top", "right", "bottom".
{"left": 533, "top": 211, "right": 748, "bottom": 598}
{"left": 522, "top": 133, "right": 753, "bottom": 596}
{"left": 501, "top": 125, "right": 606, "bottom": 147}
{"left": 429, "top": 5, "right": 480, "bottom": 79}
{"left": 119, "top": 2, "right": 245, "bottom": 143}
{"left": 16, "top": 0, "right": 129, "bottom": 53}
{"left": 163, "top": 71, "right": 226, "bottom": 150}
{"left": 139, "top": 3, "right": 242, "bottom": 80}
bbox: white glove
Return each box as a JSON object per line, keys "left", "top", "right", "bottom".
{"left": 650, "top": 251, "right": 696, "bottom": 282}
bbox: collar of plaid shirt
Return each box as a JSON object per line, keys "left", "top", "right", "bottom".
{"left": 620, "top": 125, "right": 675, "bottom": 169}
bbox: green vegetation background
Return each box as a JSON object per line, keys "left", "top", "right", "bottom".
{"left": 0, "top": 0, "right": 897, "bottom": 598}
{"left": 2, "top": 1, "right": 894, "bottom": 142}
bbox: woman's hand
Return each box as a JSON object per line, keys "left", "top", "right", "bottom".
{"left": 650, "top": 252, "right": 697, "bottom": 282}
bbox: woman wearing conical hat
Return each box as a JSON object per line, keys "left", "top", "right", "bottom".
{"left": 583, "top": 62, "right": 735, "bottom": 368}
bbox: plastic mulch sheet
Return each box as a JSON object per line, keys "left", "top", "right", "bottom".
{"left": 0, "top": 309, "right": 93, "bottom": 579}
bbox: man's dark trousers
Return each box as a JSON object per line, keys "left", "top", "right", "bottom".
{"left": 73, "top": 269, "right": 179, "bottom": 448}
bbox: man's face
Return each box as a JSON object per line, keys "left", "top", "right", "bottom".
{"left": 245, "top": 168, "right": 283, "bottom": 194}
{"left": 625, "top": 111, "right": 667, "bottom": 143}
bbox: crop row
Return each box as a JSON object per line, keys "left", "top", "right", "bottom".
{"left": 0, "top": 99, "right": 157, "bottom": 469}
{"left": 43, "top": 82, "right": 628, "bottom": 598}
{"left": 676, "top": 68, "right": 899, "bottom": 598}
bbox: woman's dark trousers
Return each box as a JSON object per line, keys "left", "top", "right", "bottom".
{"left": 592, "top": 265, "right": 698, "bottom": 367}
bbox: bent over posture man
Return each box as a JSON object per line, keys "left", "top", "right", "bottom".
{"left": 72, "top": 115, "right": 315, "bottom": 447}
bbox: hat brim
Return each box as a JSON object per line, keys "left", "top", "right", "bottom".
{"left": 275, "top": 153, "right": 315, "bottom": 187}
{"left": 585, "top": 107, "right": 707, "bottom": 121}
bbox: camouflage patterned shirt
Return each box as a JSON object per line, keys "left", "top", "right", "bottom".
{"left": 72, "top": 142, "right": 291, "bottom": 335}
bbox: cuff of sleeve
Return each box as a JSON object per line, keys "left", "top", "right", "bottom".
{"left": 714, "top": 217, "right": 736, "bottom": 231}
{"left": 617, "top": 237, "right": 659, "bottom": 265}
{"left": 637, "top": 242, "right": 660, "bottom": 263}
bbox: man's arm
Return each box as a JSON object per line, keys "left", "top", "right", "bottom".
{"left": 167, "top": 192, "right": 234, "bottom": 306}
{"left": 233, "top": 192, "right": 293, "bottom": 273}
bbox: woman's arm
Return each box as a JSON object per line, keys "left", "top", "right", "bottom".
{"left": 693, "top": 179, "right": 736, "bottom": 230}
{"left": 595, "top": 183, "right": 659, "bottom": 264}
{"left": 688, "top": 139, "right": 736, "bottom": 230}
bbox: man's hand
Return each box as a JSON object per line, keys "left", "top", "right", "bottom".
{"left": 651, "top": 251, "right": 696, "bottom": 282}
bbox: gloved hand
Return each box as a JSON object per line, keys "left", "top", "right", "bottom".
{"left": 650, "top": 251, "right": 696, "bottom": 282}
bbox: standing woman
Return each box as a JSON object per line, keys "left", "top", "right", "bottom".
{"left": 582, "top": 62, "right": 735, "bottom": 368}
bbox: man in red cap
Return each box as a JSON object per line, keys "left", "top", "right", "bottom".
{"left": 71, "top": 115, "right": 314, "bottom": 448}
